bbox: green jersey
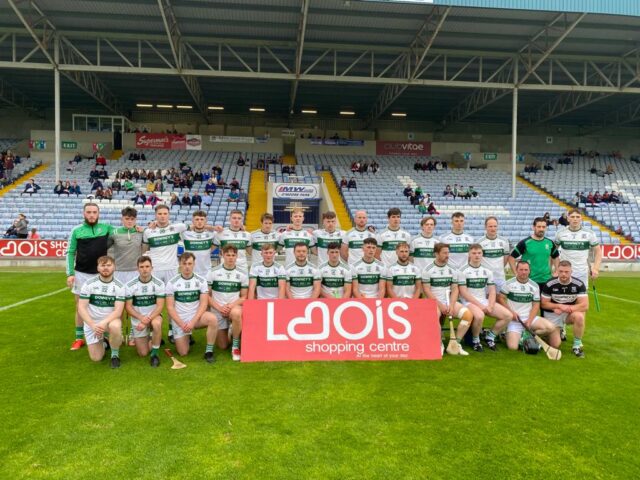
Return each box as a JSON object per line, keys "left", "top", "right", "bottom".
{"left": 511, "top": 236, "right": 559, "bottom": 284}
{"left": 67, "top": 222, "right": 114, "bottom": 275}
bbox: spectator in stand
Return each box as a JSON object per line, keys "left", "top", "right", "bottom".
{"left": 123, "top": 178, "right": 135, "bottom": 192}
{"left": 73, "top": 153, "right": 82, "bottom": 163}
{"left": 102, "top": 187, "right": 113, "bottom": 201}
{"left": 230, "top": 177, "right": 240, "bottom": 190}
{"left": 169, "top": 193, "right": 181, "bottom": 208}
{"left": 409, "top": 192, "right": 419, "bottom": 207}
{"left": 371, "top": 161, "right": 379, "bottom": 173}
{"left": 67, "top": 160, "right": 76, "bottom": 173}
{"left": 443, "top": 185, "right": 453, "bottom": 197}
{"left": 94, "top": 187, "right": 105, "bottom": 200}
{"left": 594, "top": 191, "right": 603, "bottom": 203}
{"left": 413, "top": 161, "right": 422, "bottom": 172}
{"left": 340, "top": 177, "right": 348, "bottom": 189}
{"left": 4, "top": 155, "right": 14, "bottom": 181}
{"left": 467, "top": 185, "right": 478, "bottom": 198}
{"left": 21, "top": 179, "right": 41, "bottom": 196}
{"left": 28, "top": 228, "right": 40, "bottom": 240}
{"left": 226, "top": 188, "right": 240, "bottom": 202}
{"left": 154, "top": 178, "right": 163, "bottom": 193}
{"left": 542, "top": 212, "right": 558, "bottom": 226}
{"left": 212, "top": 164, "right": 222, "bottom": 176}
{"left": 615, "top": 226, "right": 624, "bottom": 235}
{"left": 417, "top": 199, "right": 427, "bottom": 214}
{"left": 453, "top": 184, "right": 463, "bottom": 199}
{"left": 111, "top": 178, "right": 121, "bottom": 192}
{"left": 96, "top": 153, "right": 107, "bottom": 166}
{"left": 15, "top": 214, "right": 29, "bottom": 239}
{"left": 191, "top": 190, "right": 202, "bottom": 207}
{"left": 347, "top": 177, "right": 357, "bottom": 190}
{"left": 140, "top": 152, "right": 146, "bottom": 161}
{"left": 610, "top": 191, "right": 621, "bottom": 203}
{"left": 558, "top": 212, "right": 569, "bottom": 226}
{"left": 181, "top": 191, "right": 192, "bottom": 206}
{"left": 544, "top": 161, "right": 554, "bottom": 171}
{"left": 205, "top": 178, "right": 217, "bottom": 194}
{"left": 602, "top": 191, "right": 611, "bottom": 202}
{"left": 403, "top": 184, "right": 413, "bottom": 197}
{"left": 145, "top": 179, "right": 155, "bottom": 193}
{"left": 427, "top": 202, "right": 440, "bottom": 215}
{"left": 54, "top": 180, "right": 69, "bottom": 196}
{"left": 132, "top": 191, "right": 146, "bottom": 205}
{"left": 202, "top": 191, "right": 214, "bottom": 208}
{"left": 216, "top": 175, "right": 226, "bottom": 188}
{"left": 414, "top": 185, "right": 423, "bottom": 199}
{"left": 586, "top": 192, "right": 596, "bottom": 206}
{"left": 90, "top": 178, "right": 103, "bottom": 192}
{"left": 145, "top": 192, "right": 159, "bottom": 207}
{"left": 69, "top": 181, "right": 81, "bottom": 196}
{"left": 605, "top": 164, "right": 614, "bottom": 175}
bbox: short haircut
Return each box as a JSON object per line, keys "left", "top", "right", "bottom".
{"left": 97, "top": 255, "right": 114, "bottom": 265}
{"left": 261, "top": 213, "right": 274, "bottom": 223}
{"left": 229, "top": 209, "right": 243, "bottom": 217}
{"left": 516, "top": 260, "right": 530, "bottom": 269}
{"left": 484, "top": 216, "right": 498, "bottom": 226}
{"left": 567, "top": 208, "right": 581, "bottom": 216}
{"left": 469, "top": 243, "right": 483, "bottom": 251}
{"left": 293, "top": 242, "right": 308, "bottom": 250}
{"left": 261, "top": 243, "right": 276, "bottom": 251}
{"left": 363, "top": 237, "right": 378, "bottom": 246}
{"left": 155, "top": 204, "right": 170, "bottom": 213}
{"left": 83, "top": 202, "right": 99, "bottom": 211}
{"left": 434, "top": 242, "right": 449, "bottom": 254}
{"left": 121, "top": 206, "right": 137, "bottom": 218}
{"left": 558, "top": 260, "right": 573, "bottom": 268}
{"left": 532, "top": 217, "right": 546, "bottom": 226}
{"left": 387, "top": 207, "right": 401, "bottom": 218}
{"left": 327, "top": 242, "right": 340, "bottom": 251}
{"left": 290, "top": 207, "right": 305, "bottom": 217}
{"left": 451, "top": 211, "right": 465, "bottom": 219}
{"left": 420, "top": 216, "right": 436, "bottom": 227}
{"left": 192, "top": 210, "right": 207, "bottom": 218}
{"left": 221, "top": 244, "right": 238, "bottom": 254}
{"left": 322, "top": 211, "right": 337, "bottom": 220}
{"left": 179, "top": 252, "right": 195, "bottom": 262}
{"left": 137, "top": 255, "right": 152, "bottom": 266}
{"left": 395, "top": 241, "right": 409, "bottom": 251}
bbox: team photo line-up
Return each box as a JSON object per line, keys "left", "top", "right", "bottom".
{"left": 67, "top": 202, "right": 601, "bottom": 367}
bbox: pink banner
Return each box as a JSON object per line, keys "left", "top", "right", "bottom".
{"left": 376, "top": 141, "right": 431, "bottom": 156}
{"left": 241, "top": 298, "right": 441, "bottom": 362}
{"left": 601, "top": 244, "right": 640, "bottom": 261}
{"left": 0, "top": 239, "right": 68, "bottom": 258}
{"left": 135, "top": 133, "right": 186, "bottom": 150}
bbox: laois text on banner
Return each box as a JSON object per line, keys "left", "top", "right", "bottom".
{"left": 376, "top": 141, "right": 431, "bottom": 156}
{"left": 241, "top": 298, "right": 441, "bottom": 362}
{"left": 601, "top": 244, "right": 640, "bottom": 261}
{"left": 0, "top": 239, "right": 69, "bottom": 257}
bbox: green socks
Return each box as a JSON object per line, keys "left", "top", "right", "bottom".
{"left": 486, "top": 331, "right": 496, "bottom": 341}
{"left": 232, "top": 337, "right": 240, "bottom": 349}
{"left": 150, "top": 346, "right": 159, "bottom": 357}
{"left": 573, "top": 337, "right": 583, "bottom": 348}
{"left": 205, "top": 344, "right": 214, "bottom": 353}
{"left": 75, "top": 327, "right": 83, "bottom": 340}
{"left": 472, "top": 336, "right": 480, "bottom": 344}
{"left": 111, "top": 348, "right": 119, "bottom": 359}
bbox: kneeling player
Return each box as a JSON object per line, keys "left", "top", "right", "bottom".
{"left": 541, "top": 260, "right": 588, "bottom": 357}
{"left": 385, "top": 242, "right": 421, "bottom": 298}
{"left": 207, "top": 245, "right": 248, "bottom": 360}
{"left": 498, "top": 260, "right": 560, "bottom": 351}
{"left": 77, "top": 255, "right": 126, "bottom": 368}
{"left": 422, "top": 243, "right": 475, "bottom": 356}
{"left": 248, "top": 243, "right": 286, "bottom": 299}
{"left": 458, "top": 244, "right": 512, "bottom": 351}
{"left": 166, "top": 252, "right": 218, "bottom": 363}
{"left": 125, "top": 256, "right": 165, "bottom": 367}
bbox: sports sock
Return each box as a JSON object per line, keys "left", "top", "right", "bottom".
{"left": 205, "top": 344, "right": 214, "bottom": 353}
{"left": 232, "top": 337, "right": 240, "bottom": 349}
{"left": 486, "top": 330, "right": 496, "bottom": 341}
{"left": 150, "top": 346, "right": 160, "bottom": 357}
{"left": 472, "top": 336, "right": 480, "bottom": 344}
{"left": 75, "top": 327, "right": 83, "bottom": 340}
{"left": 111, "top": 348, "right": 120, "bottom": 359}
{"left": 573, "top": 337, "right": 582, "bottom": 348}
{"left": 168, "top": 325, "right": 174, "bottom": 337}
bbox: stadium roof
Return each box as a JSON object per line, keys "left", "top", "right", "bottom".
{"left": 1, "top": 0, "right": 640, "bottom": 129}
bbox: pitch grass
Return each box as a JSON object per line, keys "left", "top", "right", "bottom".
{"left": 1, "top": 272, "right": 639, "bottom": 479}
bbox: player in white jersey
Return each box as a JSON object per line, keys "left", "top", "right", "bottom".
{"left": 182, "top": 210, "right": 215, "bottom": 277}
{"left": 410, "top": 216, "right": 439, "bottom": 271}
{"left": 77, "top": 256, "right": 125, "bottom": 368}
{"left": 124, "top": 256, "right": 165, "bottom": 366}
{"left": 250, "top": 213, "right": 280, "bottom": 265}
{"left": 313, "top": 211, "right": 345, "bottom": 266}
{"left": 285, "top": 243, "right": 321, "bottom": 299}
{"left": 341, "top": 210, "right": 376, "bottom": 265}
{"left": 439, "top": 212, "right": 475, "bottom": 270}
{"left": 142, "top": 204, "right": 187, "bottom": 284}
{"left": 476, "top": 216, "right": 510, "bottom": 292}
{"left": 207, "top": 245, "right": 248, "bottom": 361}
{"left": 384, "top": 242, "right": 421, "bottom": 298}
{"left": 351, "top": 237, "right": 386, "bottom": 299}
{"left": 497, "top": 260, "right": 559, "bottom": 351}
{"left": 166, "top": 252, "right": 218, "bottom": 362}
{"left": 319, "top": 242, "right": 352, "bottom": 298}
{"left": 422, "top": 243, "right": 475, "bottom": 356}
{"left": 279, "top": 207, "right": 316, "bottom": 266}
{"left": 376, "top": 207, "right": 412, "bottom": 267}
{"left": 458, "top": 244, "right": 512, "bottom": 351}
{"left": 554, "top": 209, "right": 601, "bottom": 287}
{"left": 213, "top": 209, "right": 252, "bottom": 271}
{"left": 248, "top": 243, "right": 286, "bottom": 300}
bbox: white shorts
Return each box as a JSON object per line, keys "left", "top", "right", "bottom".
{"left": 493, "top": 277, "right": 506, "bottom": 294}
{"left": 72, "top": 271, "right": 94, "bottom": 295}
{"left": 115, "top": 270, "right": 138, "bottom": 285}
{"left": 507, "top": 316, "right": 543, "bottom": 334}
{"left": 461, "top": 297, "right": 488, "bottom": 307}
{"left": 83, "top": 319, "right": 120, "bottom": 345}
{"left": 155, "top": 268, "right": 178, "bottom": 285}
{"left": 130, "top": 318, "right": 151, "bottom": 339}
{"left": 543, "top": 311, "right": 568, "bottom": 327}
{"left": 170, "top": 319, "right": 193, "bottom": 339}
{"left": 213, "top": 309, "right": 230, "bottom": 329}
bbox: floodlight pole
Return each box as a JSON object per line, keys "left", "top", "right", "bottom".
{"left": 511, "top": 87, "right": 518, "bottom": 199}
{"left": 54, "top": 35, "right": 61, "bottom": 183}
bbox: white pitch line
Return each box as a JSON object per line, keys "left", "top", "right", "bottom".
{"left": 589, "top": 291, "right": 640, "bottom": 305}
{"left": 0, "top": 287, "right": 69, "bottom": 312}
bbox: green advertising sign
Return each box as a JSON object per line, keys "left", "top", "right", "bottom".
{"left": 483, "top": 152, "right": 498, "bottom": 161}
{"left": 61, "top": 141, "right": 78, "bottom": 150}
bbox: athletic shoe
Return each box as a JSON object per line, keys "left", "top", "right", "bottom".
{"left": 572, "top": 346, "right": 585, "bottom": 358}
{"left": 232, "top": 348, "right": 241, "bottom": 362}
{"left": 204, "top": 351, "right": 216, "bottom": 363}
{"left": 472, "top": 342, "right": 484, "bottom": 352}
{"left": 70, "top": 339, "right": 85, "bottom": 351}
{"left": 189, "top": 336, "right": 196, "bottom": 346}
{"left": 168, "top": 333, "right": 175, "bottom": 344}
{"left": 458, "top": 345, "right": 469, "bottom": 356}
{"left": 560, "top": 328, "right": 567, "bottom": 342}
{"left": 485, "top": 338, "right": 497, "bottom": 351}
{"left": 103, "top": 339, "right": 110, "bottom": 350}
{"left": 150, "top": 355, "right": 160, "bottom": 367}
{"left": 110, "top": 356, "right": 121, "bottom": 369}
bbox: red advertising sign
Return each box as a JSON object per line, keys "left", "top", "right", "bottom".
{"left": 376, "top": 141, "right": 431, "bottom": 156}
{"left": 241, "top": 298, "right": 441, "bottom": 362}
{"left": 0, "top": 239, "right": 69, "bottom": 258}
{"left": 135, "top": 133, "right": 186, "bottom": 150}
{"left": 601, "top": 244, "right": 640, "bottom": 261}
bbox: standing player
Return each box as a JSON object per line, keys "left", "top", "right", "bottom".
{"left": 248, "top": 243, "right": 287, "bottom": 300}
{"left": 285, "top": 243, "right": 321, "bottom": 299}
{"left": 213, "top": 209, "right": 252, "bottom": 271}
{"left": 124, "top": 256, "right": 165, "bottom": 367}
{"left": 476, "top": 216, "right": 510, "bottom": 293}
{"left": 77, "top": 255, "right": 125, "bottom": 368}
{"left": 351, "top": 238, "right": 386, "bottom": 299}
{"left": 313, "top": 211, "right": 345, "bottom": 266}
{"left": 498, "top": 260, "right": 560, "bottom": 351}
{"left": 165, "top": 252, "right": 218, "bottom": 362}
{"left": 422, "top": 243, "right": 475, "bottom": 356}
{"left": 279, "top": 207, "right": 315, "bottom": 266}
{"left": 182, "top": 210, "right": 215, "bottom": 277}
{"left": 541, "top": 260, "right": 588, "bottom": 357}
{"left": 554, "top": 209, "right": 601, "bottom": 287}
{"left": 410, "top": 216, "right": 439, "bottom": 272}
{"left": 384, "top": 242, "right": 421, "bottom": 299}
{"left": 319, "top": 242, "right": 352, "bottom": 298}
{"left": 439, "top": 212, "right": 475, "bottom": 270}
{"left": 341, "top": 209, "right": 376, "bottom": 265}
{"left": 207, "top": 245, "right": 248, "bottom": 360}
{"left": 509, "top": 217, "right": 560, "bottom": 290}
{"left": 250, "top": 213, "right": 280, "bottom": 266}
{"left": 67, "top": 203, "right": 114, "bottom": 350}
{"left": 376, "top": 208, "right": 411, "bottom": 267}
{"left": 458, "top": 244, "right": 513, "bottom": 351}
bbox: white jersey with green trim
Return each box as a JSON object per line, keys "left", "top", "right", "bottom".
{"left": 384, "top": 262, "right": 421, "bottom": 298}
{"left": 554, "top": 227, "right": 599, "bottom": 273}
{"left": 214, "top": 228, "right": 251, "bottom": 270}
{"left": 181, "top": 230, "right": 214, "bottom": 276}
{"left": 142, "top": 223, "right": 188, "bottom": 271}
{"left": 165, "top": 273, "right": 208, "bottom": 322}
{"left": 410, "top": 234, "right": 439, "bottom": 271}
{"left": 207, "top": 265, "right": 248, "bottom": 306}
{"left": 457, "top": 263, "right": 494, "bottom": 302}
{"left": 421, "top": 261, "right": 458, "bottom": 304}
{"left": 438, "top": 231, "right": 474, "bottom": 270}
{"left": 351, "top": 258, "right": 386, "bottom": 298}
{"left": 342, "top": 227, "right": 376, "bottom": 265}
{"left": 125, "top": 275, "right": 165, "bottom": 316}
{"left": 319, "top": 261, "right": 352, "bottom": 298}
{"left": 80, "top": 276, "right": 126, "bottom": 321}
{"left": 249, "top": 262, "right": 286, "bottom": 299}
{"left": 279, "top": 229, "right": 315, "bottom": 266}
{"left": 313, "top": 229, "right": 345, "bottom": 265}
{"left": 250, "top": 229, "right": 280, "bottom": 265}
{"left": 377, "top": 227, "right": 412, "bottom": 267}
{"left": 285, "top": 261, "right": 321, "bottom": 299}
{"left": 476, "top": 235, "right": 510, "bottom": 282}
{"left": 500, "top": 277, "right": 540, "bottom": 319}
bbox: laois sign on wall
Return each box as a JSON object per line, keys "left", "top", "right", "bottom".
{"left": 376, "top": 141, "right": 431, "bottom": 156}
{"left": 242, "top": 298, "right": 441, "bottom": 362}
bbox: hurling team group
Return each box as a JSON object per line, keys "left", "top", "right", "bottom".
{"left": 66, "top": 202, "right": 600, "bottom": 367}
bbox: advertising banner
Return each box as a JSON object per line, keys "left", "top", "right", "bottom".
{"left": 0, "top": 239, "right": 69, "bottom": 258}
{"left": 242, "top": 298, "right": 441, "bottom": 362}
{"left": 135, "top": 133, "right": 186, "bottom": 150}
{"left": 601, "top": 244, "right": 640, "bottom": 261}
{"left": 273, "top": 183, "right": 320, "bottom": 200}
{"left": 209, "top": 135, "right": 255, "bottom": 144}
{"left": 186, "top": 134, "right": 202, "bottom": 150}
{"left": 310, "top": 139, "right": 365, "bottom": 146}
{"left": 376, "top": 141, "right": 431, "bottom": 156}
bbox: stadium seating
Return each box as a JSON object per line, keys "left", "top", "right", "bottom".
{"left": 0, "top": 138, "right": 21, "bottom": 152}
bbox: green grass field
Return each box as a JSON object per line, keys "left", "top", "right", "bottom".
{"left": 1, "top": 271, "right": 639, "bottom": 479}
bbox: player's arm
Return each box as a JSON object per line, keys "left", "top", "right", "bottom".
{"left": 342, "top": 272, "right": 353, "bottom": 298}
{"left": 376, "top": 278, "right": 386, "bottom": 299}
{"left": 340, "top": 242, "right": 349, "bottom": 262}
{"left": 148, "top": 295, "right": 165, "bottom": 320}
{"left": 526, "top": 301, "right": 540, "bottom": 327}
{"left": 229, "top": 287, "right": 248, "bottom": 308}
{"left": 207, "top": 287, "right": 226, "bottom": 313}
{"left": 103, "top": 299, "right": 125, "bottom": 324}
{"left": 125, "top": 298, "right": 147, "bottom": 321}
{"left": 497, "top": 293, "right": 517, "bottom": 320}
{"left": 77, "top": 297, "right": 97, "bottom": 329}
{"left": 550, "top": 242, "right": 560, "bottom": 275}
{"left": 449, "top": 283, "right": 460, "bottom": 305}
{"left": 351, "top": 278, "right": 364, "bottom": 298}
{"left": 591, "top": 244, "right": 602, "bottom": 278}
{"left": 191, "top": 292, "right": 209, "bottom": 324}
{"left": 166, "top": 295, "right": 186, "bottom": 329}
{"left": 247, "top": 277, "right": 258, "bottom": 300}
{"left": 375, "top": 246, "right": 382, "bottom": 261}
{"left": 412, "top": 279, "right": 422, "bottom": 299}
{"left": 385, "top": 277, "right": 397, "bottom": 298}
{"left": 277, "top": 278, "right": 286, "bottom": 299}
{"left": 310, "top": 279, "right": 322, "bottom": 299}
{"left": 486, "top": 284, "right": 496, "bottom": 309}
{"left": 458, "top": 283, "right": 484, "bottom": 309}
{"left": 65, "top": 228, "right": 78, "bottom": 287}
{"left": 285, "top": 280, "right": 295, "bottom": 299}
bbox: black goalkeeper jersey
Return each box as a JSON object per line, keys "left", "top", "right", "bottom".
{"left": 540, "top": 277, "right": 587, "bottom": 313}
